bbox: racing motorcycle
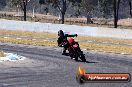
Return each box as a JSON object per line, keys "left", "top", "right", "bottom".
{"left": 67, "top": 38, "right": 86, "bottom": 62}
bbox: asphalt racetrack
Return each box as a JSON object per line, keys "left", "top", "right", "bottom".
{"left": 0, "top": 43, "right": 131, "bottom": 87}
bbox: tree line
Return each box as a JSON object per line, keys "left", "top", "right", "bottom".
{"left": 6, "top": 0, "right": 132, "bottom": 28}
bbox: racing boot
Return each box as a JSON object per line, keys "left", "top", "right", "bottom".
{"left": 62, "top": 48, "right": 67, "bottom": 55}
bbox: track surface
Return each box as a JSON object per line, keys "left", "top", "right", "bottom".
{"left": 0, "top": 43, "right": 131, "bottom": 87}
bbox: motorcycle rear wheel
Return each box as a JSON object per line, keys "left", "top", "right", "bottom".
{"left": 79, "top": 53, "right": 86, "bottom": 62}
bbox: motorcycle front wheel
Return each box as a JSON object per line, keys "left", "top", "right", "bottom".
{"left": 77, "top": 51, "right": 86, "bottom": 62}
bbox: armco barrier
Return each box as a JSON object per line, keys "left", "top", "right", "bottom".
{"left": 0, "top": 19, "right": 132, "bottom": 39}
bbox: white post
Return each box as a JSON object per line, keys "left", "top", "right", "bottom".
{"left": 32, "top": 6, "right": 35, "bottom": 18}
{"left": 17, "top": 5, "right": 20, "bottom": 16}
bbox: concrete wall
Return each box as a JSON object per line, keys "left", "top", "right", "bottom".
{"left": 0, "top": 19, "right": 132, "bottom": 39}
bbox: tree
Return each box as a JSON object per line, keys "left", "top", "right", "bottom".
{"left": 11, "top": 0, "right": 30, "bottom": 21}
{"left": 113, "top": 0, "right": 121, "bottom": 28}
{"left": 81, "top": 0, "right": 95, "bottom": 16}
{"left": 97, "top": 0, "right": 113, "bottom": 18}
{"left": 0, "top": 0, "right": 6, "bottom": 9}
{"left": 39, "top": 0, "right": 82, "bottom": 24}
{"left": 39, "top": 0, "right": 49, "bottom": 14}
{"left": 128, "top": 0, "right": 132, "bottom": 17}
{"left": 80, "top": 0, "right": 96, "bottom": 24}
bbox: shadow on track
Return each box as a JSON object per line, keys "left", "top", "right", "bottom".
{"left": 62, "top": 53, "right": 98, "bottom": 64}
{"left": 77, "top": 60, "right": 98, "bottom": 64}
{"left": 62, "top": 53, "right": 70, "bottom": 56}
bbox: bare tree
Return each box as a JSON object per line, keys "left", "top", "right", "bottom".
{"left": 39, "top": 0, "right": 82, "bottom": 24}
{"left": 11, "top": 0, "right": 30, "bottom": 21}
{"left": 81, "top": 0, "right": 95, "bottom": 23}
{"left": 128, "top": 0, "right": 132, "bottom": 17}
{"left": 113, "top": 0, "right": 121, "bottom": 28}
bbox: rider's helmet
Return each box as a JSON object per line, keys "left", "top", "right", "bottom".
{"left": 58, "top": 30, "right": 64, "bottom": 36}
{"left": 68, "top": 38, "right": 74, "bottom": 45}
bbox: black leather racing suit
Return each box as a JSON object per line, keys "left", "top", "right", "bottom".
{"left": 57, "top": 34, "right": 77, "bottom": 54}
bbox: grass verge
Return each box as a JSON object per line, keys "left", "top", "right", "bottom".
{"left": 0, "top": 30, "right": 57, "bottom": 39}
{"left": 0, "top": 30, "right": 132, "bottom": 54}
{"left": 80, "top": 43, "right": 132, "bottom": 54}
{"left": 0, "top": 38, "right": 56, "bottom": 47}
{"left": 0, "top": 51, "right": 6, "bottom": 57}
{"left": 1, "top": 29, "right": 132, "bottom": 45}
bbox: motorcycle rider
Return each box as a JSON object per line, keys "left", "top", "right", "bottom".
{"left": 57, "top": 30, "right": 77, "bottom": 55}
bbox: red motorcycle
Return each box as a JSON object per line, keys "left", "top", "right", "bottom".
{"left": 68, "top": 38, "right": 86, "bottom": 62}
